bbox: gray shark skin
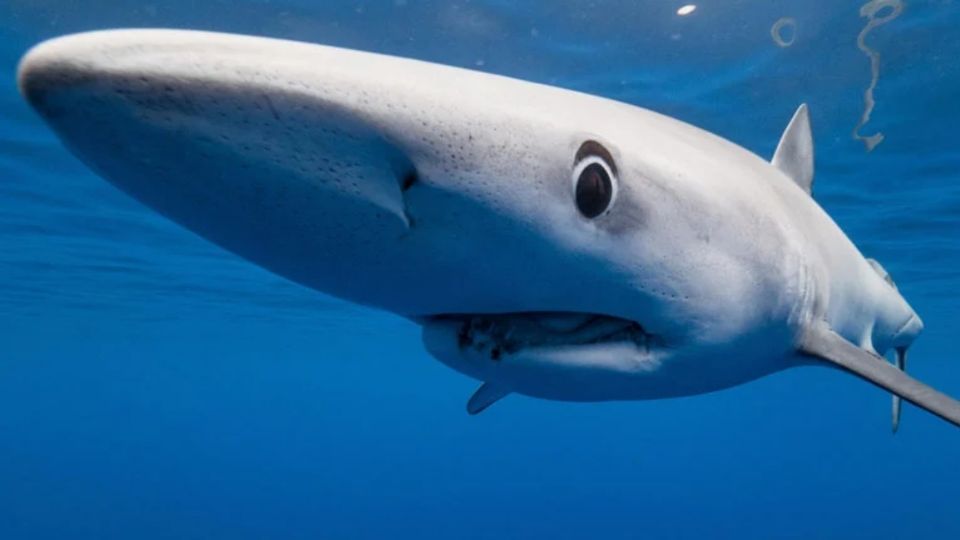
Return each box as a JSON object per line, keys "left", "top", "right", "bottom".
{"left": 17, "top": 29, "right": 960, "bottom": 429}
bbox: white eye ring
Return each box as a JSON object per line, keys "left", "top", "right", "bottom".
{"left": 571, "top": 155, "right": 618, "bottom": 218}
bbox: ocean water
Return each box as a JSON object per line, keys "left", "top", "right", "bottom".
{"left": 1, "top": 1, "right": 959, "bottom": 538}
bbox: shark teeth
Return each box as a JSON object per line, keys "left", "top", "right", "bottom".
{"left": 454, "top": 312, "right": 652, "bottom": 358}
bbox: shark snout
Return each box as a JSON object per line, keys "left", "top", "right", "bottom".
{"left": 18, "top": 29, "right": 420, "bottom": 291}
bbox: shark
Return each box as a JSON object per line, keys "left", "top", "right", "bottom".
{"left": 17, "top": 29, "right": 960, "bottom": 429}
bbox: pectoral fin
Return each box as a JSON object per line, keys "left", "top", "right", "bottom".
{"left": 467, "top": 382, "right": 510, "bottom": 415}
{"left": 798, "top": 323, "right": 960, "bottom": 429}
{"left": 891, "top": 347, "right": 906, "bottom": 432}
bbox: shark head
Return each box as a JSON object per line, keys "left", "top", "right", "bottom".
{"left": 20, "top": 30, "right": 959, "bottom": 427}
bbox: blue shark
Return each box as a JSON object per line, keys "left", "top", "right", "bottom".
{"left": 17, "top": 29, "right": 960, "bottom": 428}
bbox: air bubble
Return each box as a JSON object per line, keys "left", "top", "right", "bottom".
{"left": 770, "top": 17, "right": 796, "bottom": 47}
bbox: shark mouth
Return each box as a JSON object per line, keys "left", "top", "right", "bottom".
{"left": 440, "top": 312, "right": 656, "bottom": 360}
{"left": 422, "top": 312, "right": 664, "bottom": 413}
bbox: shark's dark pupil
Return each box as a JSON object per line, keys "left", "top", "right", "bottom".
{"left": 575, "top": 163, "right": 612, "bottom": 218}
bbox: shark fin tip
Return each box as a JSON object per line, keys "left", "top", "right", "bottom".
{"left": 466, "top": 382, "right": 510, "bottom": 415}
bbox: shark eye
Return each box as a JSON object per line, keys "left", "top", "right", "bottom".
{"left": 573, "top": 156, "right": 616, "bottom": 218}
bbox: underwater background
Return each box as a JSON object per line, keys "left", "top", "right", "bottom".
{"left": 1, "top": 1, "right": 958, "bottom": 538}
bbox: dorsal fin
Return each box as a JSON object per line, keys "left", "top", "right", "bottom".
{"left": 892, "top": 347, "right": 907, "bottom": 433}
{"left": 772, "top": 103, "right": 814, "bottom": 194}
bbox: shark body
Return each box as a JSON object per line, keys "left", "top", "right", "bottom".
{"left": 17, "top": 29, "right": 960, "bottom": 427}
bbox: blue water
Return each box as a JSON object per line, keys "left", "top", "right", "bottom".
{"left": 2, "top": 1, "right": 959, "bottom": 538}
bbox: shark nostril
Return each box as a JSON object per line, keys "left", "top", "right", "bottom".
{"left": 401, "top": 169, "right": 418, "bottom": 192}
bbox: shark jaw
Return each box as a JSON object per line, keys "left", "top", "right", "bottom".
{"left": 450, "top": 312, "right": 656, "bottom": 356}
{"left": 422, "top": 312, "right": 672, "bottom": 403}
